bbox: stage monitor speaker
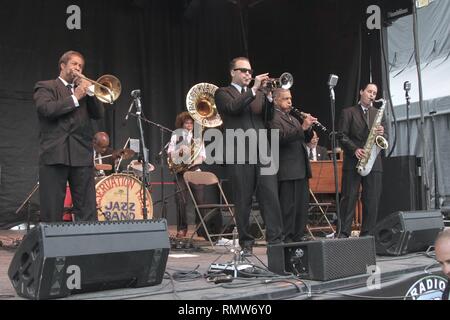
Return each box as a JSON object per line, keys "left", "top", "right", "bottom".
{"left": 371, "top": 210, "right": 444, "bottom": 256}
{"left": 267, "top": 237, "right": 376, "bottom": 281}
{"left": 8, "top": 220, "right": 170, "bottom": 300}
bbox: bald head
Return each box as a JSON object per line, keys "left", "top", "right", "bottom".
{"left": 93, "top": 132, "right": 110, "bottom": 154}
{"left": 435, "top": 229, "right": 450, "bottom": 279}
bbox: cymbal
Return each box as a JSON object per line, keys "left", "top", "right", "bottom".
{"left": 114, "top": 148, "right": 135, "bottom": 160}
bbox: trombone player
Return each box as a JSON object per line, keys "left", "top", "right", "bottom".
{"left": 33, "top": 50, "right": 105, "bottom": 222}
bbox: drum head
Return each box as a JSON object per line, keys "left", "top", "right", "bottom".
{"left": 95, "top": 173, "right": 153, "bottom": 221}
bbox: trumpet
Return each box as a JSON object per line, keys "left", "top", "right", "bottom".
{"left": 74, "top": 72, "right": 121, "bottom": 104}
{"left": 290, "top": 107, "right": 327, "bottom": 132}
{"left": 252, "top": 72, "right": 294, "bottom": 90}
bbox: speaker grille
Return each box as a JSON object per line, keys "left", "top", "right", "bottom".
{"left": 319, "top": 237, "right": 376, "bottom": 280}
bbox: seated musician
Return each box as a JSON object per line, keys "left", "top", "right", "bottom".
{"left": 306, "top": 130, "right": 330, "bottom": 161}
{"left": 93, "top": 132, "right": 133, "bottom": 176}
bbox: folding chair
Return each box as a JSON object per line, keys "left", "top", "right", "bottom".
{"left": 183, "top": 171, "right": 237, "bottom": 248}
{"left": 306, "top": 189, "right": 335, "bottom": 239}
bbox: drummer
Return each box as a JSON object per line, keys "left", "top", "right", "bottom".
{"left": 93, "top": 132, "right": 114, "bottom": 176}
{"left": 93, "top": 132, "right": 135, "bottom": 176}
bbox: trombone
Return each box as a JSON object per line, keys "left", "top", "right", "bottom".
{"left": 74, "top": 72, "right": 122, "bottom": 104}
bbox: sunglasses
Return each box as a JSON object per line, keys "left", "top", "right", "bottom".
{"left": 233, "top": 68, "right": 254, "bottom": 75}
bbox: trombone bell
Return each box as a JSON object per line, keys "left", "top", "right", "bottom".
{"left": 93, "top": 74, "right": 122, "bottom": 104}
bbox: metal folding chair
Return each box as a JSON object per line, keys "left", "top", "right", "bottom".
{"left": 183, "top": 171, "right": 237, "bottom": 248}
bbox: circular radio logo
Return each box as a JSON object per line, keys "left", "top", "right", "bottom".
{"left": 405, "top": 275, "right": 448, "bottom": 300}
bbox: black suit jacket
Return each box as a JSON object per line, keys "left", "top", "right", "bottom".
{"left": 338, "top": 104, "right": 388, "bottom": 172}
{"left": 215, "top": 85, "right": 273, "bottom": 163}
{"left": 34, "top": 78, "right": 104, "bottom": 166}
{"left": 268, "top": 109, "right": 313, "bottom": 181}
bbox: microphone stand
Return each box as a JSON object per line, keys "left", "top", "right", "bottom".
{"left": 429, "top": 111, "right": 441, "bottom": 209}
{"left": 16, "top": 181, "right": 39, "bottom": 233}
{"left": 133, "top": 98, "right": 150, "bottom": 220}
{"left": 129, "top": 113, "right": 173, "bottom": 219}
{"left": 405, "top": 89, "right": 411, "bottom": 156}
{"left": 328, "top": 85, "right": 341, "bottom": 234}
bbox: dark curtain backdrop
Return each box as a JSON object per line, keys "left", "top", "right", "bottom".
{"left": 0, "top": 0, "right": 375, "bottom": 228}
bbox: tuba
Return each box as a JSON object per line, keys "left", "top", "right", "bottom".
{"left": 186, "top": 83, "right": 222, "bottom": 128}
{"left": 167, "top": 83, "right": 222, "bottom": 174}
{"left": 356, "top": 99, "right": 389, "bottom": 176}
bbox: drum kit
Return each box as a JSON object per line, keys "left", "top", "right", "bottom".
{"left": 93, "top": 148, "right": 156, "bottom": 221}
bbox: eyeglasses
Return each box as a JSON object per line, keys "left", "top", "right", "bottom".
{"left": 233, "top": 68, "right": 254, "bottom": 75}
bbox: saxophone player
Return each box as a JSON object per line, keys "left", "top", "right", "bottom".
{"left": 337, "top": 83, "right": 388, "bottom": 238}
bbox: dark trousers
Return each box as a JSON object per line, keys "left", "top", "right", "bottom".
{"left": 39, "top": 164, "right": 97, "bottom": 222}
{"left": 227, "top": 163, "right": 283, "bottom": 247}
{"left": 174, "top": 172, "right": 189, "bottom": 231}
{"left": 279, "top": 178, "right": 309, "bottom": 242}
{"left": 339, "top": 169, "right": 382, "bottom": 237}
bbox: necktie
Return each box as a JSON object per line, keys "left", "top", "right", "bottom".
{"left": 241, "top": 87, "right": 245, "bottom": 94}
{"left": 67, "top": 84, "right": 73, "bottom": 94}
{"left": 309, "top": 148, "right": 314, "bottom": 161}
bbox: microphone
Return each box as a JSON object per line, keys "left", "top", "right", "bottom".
{"left": 403, "top": 81, "right": 411, "bottom": 92}
{"left": 404, "top": 81, "right": 411, "bottom": 99}
{"left": 131, "top": 89, "right": 141, "bottom": 99}
{"left": 123, "top": 89, "right": 141, "bottom": 124}
{"left": 327, "top": 74, "right": 339, "bottom": 88}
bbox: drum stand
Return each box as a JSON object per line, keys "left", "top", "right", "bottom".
{"left": 15, "top": 181, "right": 39, "bottom": 232}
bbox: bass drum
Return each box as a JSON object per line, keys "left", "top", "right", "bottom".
{"left": 95, "top": 173, "right": 153, "bottom": 221}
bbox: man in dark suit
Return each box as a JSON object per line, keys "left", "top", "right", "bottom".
{"left": 268, "top": 88, "right": 317, "bottom": 242}
{"left": 306, "top": 130, "right": 330, "bottom": 161}
{"left": 215, "top": 57, "right": 283, "bottom": 254}
{"left": 34, "top": 50, "right": 104, "bottom": 222}
{"left": 337, "top": 83, "right": 388, "bottom": 237}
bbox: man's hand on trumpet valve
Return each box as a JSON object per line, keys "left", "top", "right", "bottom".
{"left": 251, "top": 73, "right": 269, "bottom": 91}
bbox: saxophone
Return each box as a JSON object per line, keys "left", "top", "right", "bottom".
{"left": 356, "top": 99, "right": 389, "bottom": 176}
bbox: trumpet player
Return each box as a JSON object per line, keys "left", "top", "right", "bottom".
{"left": 33, "top": 50, "right": 104, "bottom": 222}
{"left": 268, "top": 88, "right": 317, "bottom": 242}
{"left": 337, "top": 83, "right": 388, "bottom": 238}
{"left": 215, "top": 56, "right": 283, "bottom": 255}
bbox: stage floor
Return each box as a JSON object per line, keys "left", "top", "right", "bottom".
{"left": 0, "top": 228, "right": 444, "bottom": 300}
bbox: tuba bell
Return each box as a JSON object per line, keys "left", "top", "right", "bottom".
{"left": 186, "top": 82, "right": 222, "bottom": 128}
{"left": 167, "top": 83, "right": 223, "bottom": 174}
